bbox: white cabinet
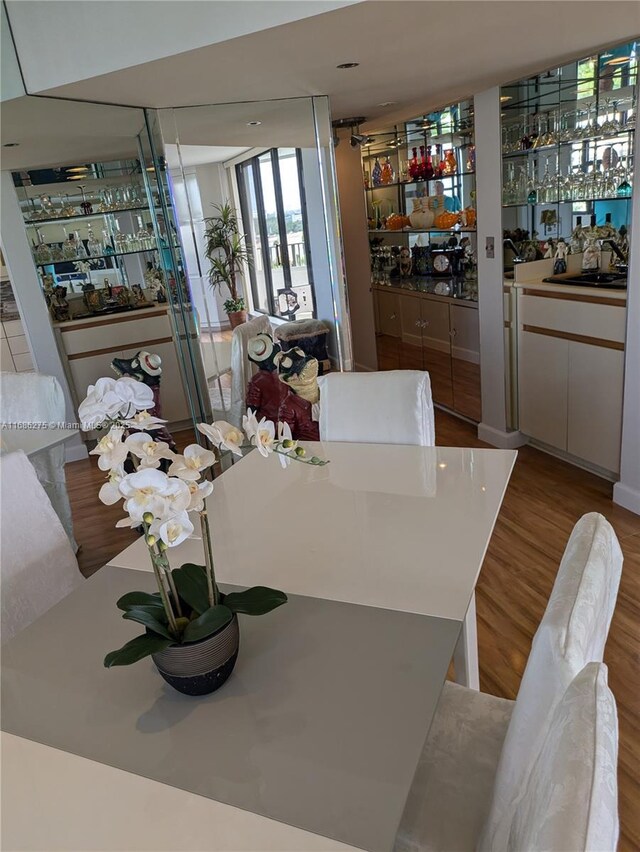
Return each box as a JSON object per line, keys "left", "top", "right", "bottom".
{"left": 517, "top": 290, "right": 626, "bottom": 475}
{"left": 568, "top": 342, "right": 624, "bottom": 473}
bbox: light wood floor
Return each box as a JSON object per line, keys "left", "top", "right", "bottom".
{"left": 66, "top": 411, "right": 640, "bottom": 851}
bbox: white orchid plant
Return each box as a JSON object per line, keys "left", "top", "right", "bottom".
{"left": 78, "top": 376, "right": 326, "bottom": 668}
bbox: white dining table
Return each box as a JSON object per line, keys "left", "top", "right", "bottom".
{"left": 0, "top": 425, "right": 77, "bottom": 456}
{"left": 2, "top": 442, "right": 516, "bottom": 852}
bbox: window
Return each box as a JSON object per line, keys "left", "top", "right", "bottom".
{"left": 237, "top": 148, "right": 315, "bottom": 319}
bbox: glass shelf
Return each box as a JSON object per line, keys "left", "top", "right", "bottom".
{"left": 502, "top": 127, "right": 636, "bottom": 158}
{"left": 502, "top": 195, "right": 633, "bottom": 208}
{"left": 366, "top": 171, "right": 476, "bottom": 191}
{"left": 34, "top": 246, "right": 164, "bottom": 268}
{"left": 368, "top": 228, "right": 477, "bottom": 235}
{"left": 23, "top": 206, "right": 153, "bottom": 227}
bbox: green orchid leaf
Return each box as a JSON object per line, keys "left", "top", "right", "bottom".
{"left": 172, "top": 563, "right": 211, "bottom": 615}
{"left": 223, "top": 586, "right": 288, "bottom": 616}
{"left": 104, "top": 633, "right": 172, "bottom": 668}
{"left": 123, "top": 608, "right": 174, "bottom": 640}
{"left": 182, "top": 605, "right": 233, "bottom": 643}
{"left": 124, "top": 603, "right": 169, "bottom": 623}
{"left": 116, "top": 591, "right": 162, "bottom": 611}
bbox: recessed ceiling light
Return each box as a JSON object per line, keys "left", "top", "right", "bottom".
{"left": 247, "top": 120, "right": 262, "bottom": 126}
{"left": 500, "top": 96, "right": 512, "bottom": 103}
{"left": 2, "top": 142, "right": 19, "bottom": 148}
{"left": 378, "top": 101, "right": 396, "bottom": 107}
{"left": 336, "top": 62, "right": 359, "bottom": 69}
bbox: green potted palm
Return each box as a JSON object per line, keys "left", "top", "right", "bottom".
{"left": 204, "top": 202, "right": 250, "bottom": 328}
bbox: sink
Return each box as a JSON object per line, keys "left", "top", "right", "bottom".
{"left": 543, "top": 272, "right": 627, "bottom": 289}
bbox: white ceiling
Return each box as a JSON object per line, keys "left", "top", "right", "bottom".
{"left": 27, "top": 1, "right": 640, "bottom": 131}
{"left": 164, "top": 145, "right": 250, "bottom": 169}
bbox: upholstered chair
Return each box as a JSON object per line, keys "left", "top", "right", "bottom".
{"left": 1, "top": 450, "right": 82, "bottom": 643}
{"left": 395, "top": 512, "right": 622, "bottom": 851}
{"left": 318, "top": 370, "right": 435, "bottom": 446}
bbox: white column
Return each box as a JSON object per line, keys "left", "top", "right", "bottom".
{"left": 0, "top": 171, "right": 87, "bottom": 461}
{"left": 613, "top": 121, "right": 640, "bottom": 515}
{"left": 474, "top": 87, "right": 527, "bottom": 449}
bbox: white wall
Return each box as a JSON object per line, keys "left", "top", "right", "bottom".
{"left": 613, "top": 121, "right": 640, "bottom": 515}
{"left": 0, "top": 171, "right": 87, "bottom": 461}
{"left": 1, "top": 3, "right": 24, "bottom": 102}
{"left": 475, "top": 86, "right": 527, "bottom": 450}
{"left": 333, "top": 129, "right": 377, "bottom": 371}
{"left": 6, "top": 0, "right": 357, "bottom": 94}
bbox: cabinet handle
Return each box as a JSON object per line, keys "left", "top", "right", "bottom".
{"left": 415, "top": 319, "right": 422, "bottom": 328}
{"left": 450, "top": 328, "right": 458, "bottom": 338}
{"left": 390, "top": 313, "right": 397, "bottom": 320}
{"left": 423, "top": 320, "right": 430, "bottom": 328}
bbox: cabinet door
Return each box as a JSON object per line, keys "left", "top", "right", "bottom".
{"left": 519, "top": 330, "right": 568, "bottom": 449}
{"left": 121, "top": 341, "right": 190, "bottom": 425}
{"left": 421, "top": 300, "right": 453, "bottom": 408}
{"left": 450, "top": 304, "right": 481, "bottom": 421}
{"left": 374, "top": 291, "right": 401, "bottom": 371}
{"left": 399, "top": 294, "right": 424, "bottom": 371}
{"left": 568, "top": 341, "right": 624, "bottom": 474}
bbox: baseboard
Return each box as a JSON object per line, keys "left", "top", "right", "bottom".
{"left": 527, "top": 438, "right": 618, "bottom": 482}
{"left": 613, "top": 482, "right": 640, "bottom": 515}
{"left": 477, "top": 423, "right": 528, "bottom": 449}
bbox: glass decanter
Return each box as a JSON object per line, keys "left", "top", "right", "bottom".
{"left": 34, "top": 233, "right": 52, "bottom": 264}
{"left": 442, "top": 149, "right": 457, "bottom": 175}
{"left": 74, "top": 230, "right": 88, "bottom": 259}
{"left": 113, "top": 220, "right": 128, "bottom": 252}
{"left": 86, "top": 225, "right": 102, "bottom": 257}
{"left": 62, "top": 230, "right": 78, "bottom": 259}
{"left": 408, "top": 147, "right": 419, "bottom": 180}
{"left": 102, "top": 229, "right": 115, "bottom": 255}
{"left": 424, "top": 146, "right": 434, "bottom": 181}
{"left": 371, "top": 158, "right": 383, "bottom": 187}
{"left": 134, "top": 215, "right": 152, "bottom": 250}
{"left": 380, "top": 156, "right": 394, "bottom": 185}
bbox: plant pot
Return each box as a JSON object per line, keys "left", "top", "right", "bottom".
{"left": 152, "top": 614, "right": 239, "bottom": 696}
{"left": 228, "top": 310, "right": 247, "bottom": 329}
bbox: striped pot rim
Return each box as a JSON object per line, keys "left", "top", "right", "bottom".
{"left": 152, "top": 615, "right": 239, "bottom": 677}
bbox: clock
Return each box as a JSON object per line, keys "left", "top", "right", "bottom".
{"left": 434, "top": 281, "right": 451, "bottom": 296}
{"left": 433, "top": 253, "right": 451, "bottom": 274}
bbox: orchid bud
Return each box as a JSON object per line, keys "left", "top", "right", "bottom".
{"left": 282, "top": 439, "right": 294, "bottom": 449}
{"left": 310, "top": 456, "right": 320, "bottom": 465}
{"left": 146, "top": 534, "right": 156, "bottom": 547}
{"left": 157, "top": 540, "right": 168, "bottom": 552}
{"left": 295, "top": 447, "right": 306, "bottom": 457}
{"left": 143, "top": 512, "right": 154, "bottom": 524}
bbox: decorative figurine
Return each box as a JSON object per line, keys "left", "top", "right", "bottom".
{"left": 111, "top": 350, "right": 177, "bottom": 453}
{"left": 245, "top": 333, "right": 288, "bottom": 424}
{"left": 399, "top": 246, "right": 413, "bottom": 277}
{"left": 49, "top": 286, "right": 70, "bottom": 322}
{"left": 276, "top": 346, "right": 320, "bottom": 441}
{"left": 581, "top": 237, "right": 601, "bottom": 271}
{"left": 553, "top": 238, "right": 569, "bottom": 275}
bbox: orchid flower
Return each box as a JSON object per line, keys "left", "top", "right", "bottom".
{"left": 187, "top": 479, "right": 214, "bottom": 512}
{"left": 253, "top": 417, "right": 276, "bottom": 457}
{"left": 98, "top": 463, "right": 126, "bottom": 505}
{"left": 124, "top": 432, "right": 174, "bottom": 469}
{"left": 121, "top": 410, "right": 167, "bottom": 431}
{"left": 79, "top": 378, "right": 124, "bottom": 429}
{"left": 118, "top": 468, "right": 190, "bottom": 524}
{"left": 89, "top": 426, "right": 128, "bottom": 472}
{"left": 149, "top": 511, "right": 194, "bottom": 548}
{"left": 168, "top": 444, "right": 217, "bottom": 481}
{"left": 198, "top": 420, "right": 244, "bottom": 457}
{"left": 242, "top": 409, "right": 260, "bottom": 441}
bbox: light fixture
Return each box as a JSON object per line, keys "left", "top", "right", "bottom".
{"left": 605, "top": 55, "right": 631, "bottom": 66}
{"left": 67, "top": 174, "right": 88, "bottom": 180}
{"left": 378, "top": 101, "right": 396, "bottom": 107}
{"left": 67, "top": 165, "right": 89, "bottom": 173}
{"left": 2, "top": 142, "right": 19, "bottom": 148}
{"left": 500, "top": 95, "right": 512, "bottom": 103}
{"left": 438, "top": 462, "right": 447, "bottom": 469}
{"left": 247, "top": 120, "right": 262, "bottom": 126}
{"left": 336, "top": 62, "right": 359, "bottom": 69}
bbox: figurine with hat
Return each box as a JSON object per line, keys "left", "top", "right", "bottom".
{"left": 275, "top": 347, "right": 320, "bottom": 441}
{"left": 245, "top": 332, "right": 288, "bottom": 424}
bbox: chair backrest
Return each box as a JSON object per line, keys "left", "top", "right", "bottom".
{"left": 318, "top": 370, "right": 435, "bottom": 446}
{"left": 0, "top": 450, "right": 81, "bottom": 644}
{"left": 229, "top": 315, "right": 272, "bottom": 412}
{"left": 508, "top": 662, "right": 619, "bottom": 852}
{"left": 0, "top": 371, "right": 65, "bottom": 424}
{"left": 480, "top": 512, "right": 622, "bottom": 850}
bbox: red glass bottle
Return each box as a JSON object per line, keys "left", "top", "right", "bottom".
{"left": 409, "top": 147, "right": 419, "bottom": 180}
{"left": 425, "top": 146, "right": 434, "bottom": 181}
{"left": 418, "top": 145, "right": 425, "bottom": 180}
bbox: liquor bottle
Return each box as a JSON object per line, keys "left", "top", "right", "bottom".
{"left": 75, "top": 230, "right": 88, "bottom": 259}
{"left": 87, "top": 226, "right": 102, "bottom": 257}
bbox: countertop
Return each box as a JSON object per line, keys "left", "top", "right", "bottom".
{"left": 372, "top": 276, "right": 478, "bottom": 305}
{"left": 53, "top": 303, "right": 168, "bottom": 329}
{"left": 504, "top": 275, "right": 627, "bottom": 302}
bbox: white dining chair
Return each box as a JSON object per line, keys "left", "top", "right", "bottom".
{"left": 318, "top": 370, "right": 435, "bottom": 446}
{"left": 0, "top": 371, "right": 77, "bottom": 550}
{"left": 395, "top": 512, "right": 622, "bottom": 852}
{"left": 228, "top": 315, "right": 272, "bottom": 426}
{"left": 0, "top": 450, "right": 82, "bottom": 644}
{"left": 507, "top": 661, "right": 619, "bottom": 852}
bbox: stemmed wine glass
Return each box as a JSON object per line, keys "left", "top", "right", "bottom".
{"left": 599, "top": 99, "right": 620, "bottom": 137}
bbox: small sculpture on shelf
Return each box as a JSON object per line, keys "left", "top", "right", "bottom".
{"left": 399, "top": 246, "right": 413, "bottom": 278}
{"left": 245, "top": 333, "right": 288, "bottom": 424}
{"left": 553, "top": 238, "right": 569, "bottom": 275}
{"left": 49, "top": 285, "right": 70, "bottom": 322}
{"left": 582, "top": 237, "right": 601, "bottom": 271}
{"left": 276, "top": 347, "right": 320, "bottom": 441}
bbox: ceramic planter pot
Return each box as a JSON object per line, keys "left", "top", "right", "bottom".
{"left": 228, "top": 310, "right": 247, "bottom": 329}
{"left": 152, "top": 614, "right": 239, "bottom": 696}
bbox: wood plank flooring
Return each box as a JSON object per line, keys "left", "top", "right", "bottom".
{"left": 65, "top": 412, "right": 640, "bottom": 851}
